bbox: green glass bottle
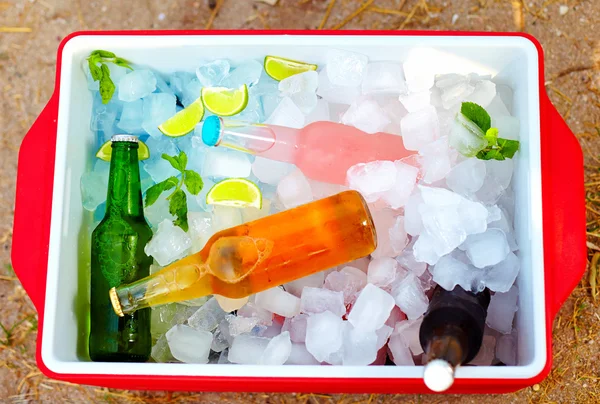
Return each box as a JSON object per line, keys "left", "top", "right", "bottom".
{"left": 89, "top": 135, "right": 152, "bottom": 362}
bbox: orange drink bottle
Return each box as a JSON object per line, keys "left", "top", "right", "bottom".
{"left": 110, "top": 190, "right": 376, "bottom": 316}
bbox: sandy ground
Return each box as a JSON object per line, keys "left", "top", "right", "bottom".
{"left": 1, "top": 0, "right": 599, "bottom": 402}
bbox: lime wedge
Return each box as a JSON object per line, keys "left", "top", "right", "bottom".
{"left": 201, "top": 85, "right": 249, "bottom": 117}
{"left": 96, "top": 139, "right": 150, "bottom": 161}
{"left": 159, "top": 97, "right": 205, "bottom": 137}
{"left": 264, "top": 56, "right": 318, "bottom": 81}
{"left": 206, "top": 178, "right": 262, "bottom": 209}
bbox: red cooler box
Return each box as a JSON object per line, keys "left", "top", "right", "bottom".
{"left": 12, "top": 31, "right": 586, "bottom": 394}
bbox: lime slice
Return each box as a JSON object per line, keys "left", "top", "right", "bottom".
{"left": 206, "top": 178, "right": 262, "bottom": 209}
{"left": 96, "top": 139, "right": 150, "bottom": 161}
{"left": 201, "top": 85, "right": 249, "bottom": 117}
{"left": 264, "top": 56, "right": 318, "bottom": 81}
{"left": 159, "top": 97, "right": 205, "bottom": 137}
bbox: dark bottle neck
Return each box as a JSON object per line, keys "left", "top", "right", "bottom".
{"left": 105, "top": 142, "right": 144, "bottom": 218}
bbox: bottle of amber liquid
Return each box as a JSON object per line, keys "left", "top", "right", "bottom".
{"left": 110, "top": 190, "right": 376, "bottom": 316}
{"left": 419, "top": 285, "right": 491, "bottom": 392}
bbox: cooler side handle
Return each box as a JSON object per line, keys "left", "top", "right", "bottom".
{"left": 541, "top": 94, "right": 587, "bottom": 319}
{"left": 11, "top": 95, "right": 59, "bottom": 312}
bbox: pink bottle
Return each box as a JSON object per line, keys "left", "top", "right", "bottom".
{"left": 201, "top": 116, "right": 413, "bottom": 185}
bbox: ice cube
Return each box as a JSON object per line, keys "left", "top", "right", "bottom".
{"left": 80, "top": 161, "right": 109, "bottom": 211}
{"left": 496, "top": 84, "right": 514, "bottom": 113}
{"left": 394, "top": 317, "right": 424, "bottom": 355}
{"left": 342, "top": 323, "right": 379, "bottom": 366}
{"left": 215, "top": 295, "right": 249, "bottom": 312}
{"left": 375, "top": 324, "right": 393, "bottom": 350}
{"left": 211, "top": 327, "right": 230, "bottom": 353}
{"left": 476, "top": 159, "right": 514, "bottom": 205}
{"left": 324, "top": 266, "right": 368, "bottom": 305}
{"left": 418, "top": 136, "right": 455, "bottom": 184}
{"left": 487, "top": 95, "right": 511, "bottom": 119}
{"left": 404, "top": 190, "right": 424, "bottom": 236}
{"left": 326, "top": 49, "right": 368, "bottom": 87}
{"left": 489, "top": 208, "right": 518, "bottom": 252}
{"left": 361, "top": 62, "right": 407, "bottom": 95}
{"left": 446, "top": 158, "right": 486, "bottom": 196}
{"left": 289, "top": 92, "right": 318, "bottom": 114}
{"left": 400, "top": 105, "right": 440, "bottom": 151}
{"left": 187, "top": 297, "right": 227, "bottom": 332}
{"left": 346, "top": 161, "right": 397, "bottom": 202}
{"left": 228, "top": 334, "right": 271, "bottom": 365}
{"left": 168, "top": 71, "right": 194, "bottom": 99}
{"left": 348, "top": 284, "right": 396, "bottom": 331}
{"left": 276, "top": 169, "right": 313, "bottom": 209}
{"left": 117, "top": 99, "right": 144, "bottom": 134}
{"left": 118, "top": 69, "right": 157, "bottom": 102}
{"left": 403, "top": 59, "right": 434, "bottom": 93}
{"left": 202, "top": 149, "right": 251, "bottom": 179}
{"left": 260, "top": 322, "right": 283, "bottom": 338}
{"left": 309, "top": 180, "right": 348, "bottom": 200}
{"left": 282, "top": 313, "right": 309, "bottom": 343}
{"left": 255, "top": 287, "right": 301, "bottom": 318}
{"left": 221, "top": 60, "right": 263, "bottom": 88}
{"left": 494, "top": 115, "right": 520, "bottom": 141}
{"left": 395, "top": 241, "right": 428, "bottom": 276}
{"left": 432, "top": 252, "right": 480, "bottom": 293}
{"left": 370, "top": 208, "right": 398, "bottom": 259}
{"left": 286, "top": 342, "right": 320, "bottom": 365}
{"left": 305, "top": 98, "right": 331, "bottom": 124}
{"left": 181, "top": 78, "right": 203, "bottom": 108}
{"left": 392, "top": 273, "right": 428, "bottom": 320}
{"left": 305, "top": 310, "right": 345, "bottom": 363}
{"left": 449, "top": 117, "right": 489, "bottom": 159}
{"left": 242, "top": 200, "right": 272, "bottom": 223}
{"left": 317, "top": 68, "right": 361, "bottom": 105}
{"left": 284, "top": 271, "right": 325, "bottom": 298}
{"left": 388, "top": 333, "right": 415, "bottom": 365}
{"left": 211, "top": 205, "right": 243, "bottom": 232}
{"left": 150, "top": 303, "right": 197, "bottom": 337}
{"left": 196, "top": 60, "right": 230, "bottom": 87}
{"left": 468, "top": 335, "right": 496, "bottom": 366}
{"left": 496, "top": 330, "right": 517, "bottom": 365}
{"left": 279, "top": 70, "right": 319, "bottom": 95}
{"left": 465, "top": 80, "right": 496, "bottom": 108}
{"left": 142, "top": 93, "right": 177, "bottom": 138}
{"left": 414, "top": 186, "right": 489, "bottom": 265}
{"left": 463, "top": 228, "right": 510, "bottom": 268}
{"left": 144, "top": 192, "right": 176, "bottom": 228}
{"left": 368, "top": 257, "right": 398, "bottom": 287}
{"left": 238, "top": 302, "right": 273, "bottom": 326}
{"left": 187, "top": 211, "right": 212, "bottom": 254}
{"left": 265, "top": 97, "right": 305, "bottom": 129}
{"left": 382, "top": 161, "right": 419, "bottom": 210}
{"left": 224, "top": 314, "right": 261, "bottom": 338}
{"left": 341, "top": 98, "right": 391, "bottom": 134}
{"left": 258, "top": 331, "right": 292, "bottom": 365}
{"left": 486, "top": 285, "right": 518, "bottom": 334}
{"left": 166, "top": 324, "right": 212, "bottom": 363}
{"left": 252, "top": 156, "right": 295, "bottom": 186}
{"left": 151, "top": 334, "right": 176, "bottom": 363}
{"left": 399, "top": 91, "right": 432, "bottom": 113}
{"left": 300, "top": 287, "right": 346, "bottom": 317}
{"left": 144, "top": 220, "right": 192, "bottom": 266}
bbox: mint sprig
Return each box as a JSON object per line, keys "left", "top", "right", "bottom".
{"left": 87, "top": 50, "right": 133, "bottom": 104}
{"left": 144, "top": 151, "right": 204, "bottom": 232}
{"left": 460, "top": 101, "right": 520, "bottom": 161}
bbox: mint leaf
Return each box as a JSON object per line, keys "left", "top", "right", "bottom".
{"left": 144, "top": 176, "right": 178, "bottom": 207}
{"left": 169, "top": 189, "right": 189, "bottom": 232}
{"left": 461, "top": 102, "right": 491, "bottom": 133}
{"left": 477, "top": 148, "right": 504, "bottom": 161}
{"left": 178, "top": 151, "right": 188, "bottom": 171}
{"left": 497, "top": 138, "right": 520, "bottom": 159}
{"left": 92, "top": 50, "right": 116, "bottom": 58}
{"left": 162, "top": 153, "right": 181, "bottom": 172}
{"left": 184, "top": 170, "right": 203, "bottom": 195}
{"left": 99, "top": 64, "right": 115, "bottom": 104}
{"left": 88, "top": 59, "right": 103, "bottom": 81}
{"left": 114, "top": 57, "right": 133, "bottom": 70}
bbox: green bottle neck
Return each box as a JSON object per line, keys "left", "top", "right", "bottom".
{"left": 105, "top": 142, "right": 144, "bottom": 217}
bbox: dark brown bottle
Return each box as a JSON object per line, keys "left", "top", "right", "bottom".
{"left": 419, "top": 285, "right": 491, "bottom": 392}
